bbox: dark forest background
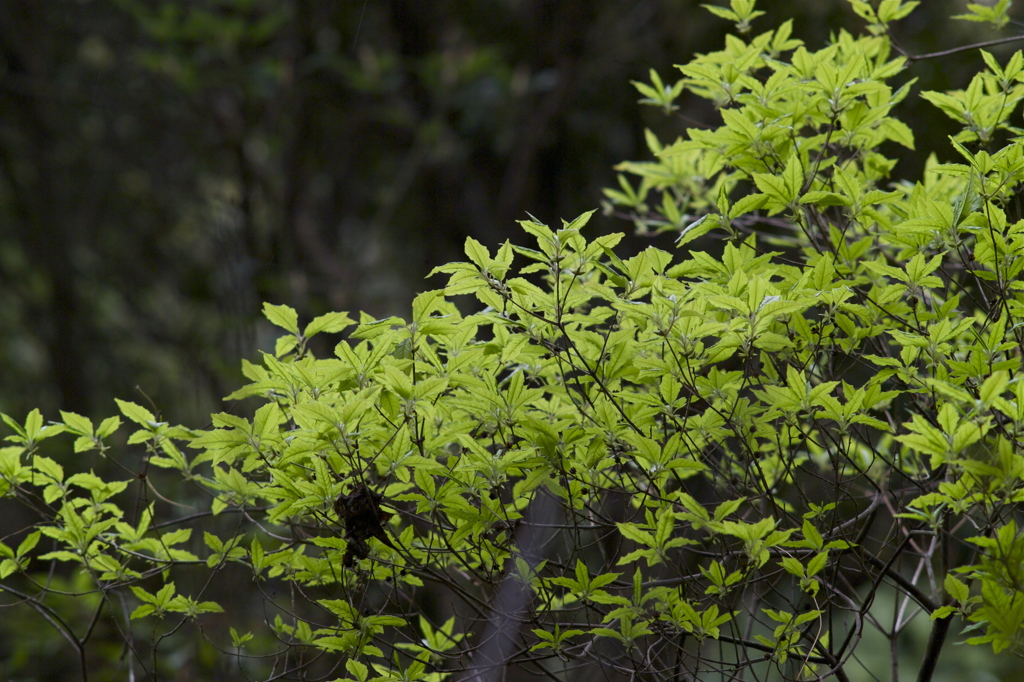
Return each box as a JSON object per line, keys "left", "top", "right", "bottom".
{"left": 0, "top": 0, "right": 998, "bottom": 425}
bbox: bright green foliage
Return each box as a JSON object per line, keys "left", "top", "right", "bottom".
{"left": 954, "top": 0, "right": 1014, "bottom": 29}
{"left": 5, "top": 1, "right": 1024, "bottom": 680}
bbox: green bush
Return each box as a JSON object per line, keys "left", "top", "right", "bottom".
{"left": 4, "top": 1, "right": 1024, "bottom": 680}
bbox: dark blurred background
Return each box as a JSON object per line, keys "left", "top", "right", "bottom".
{"left": 0, "top": 0, "right": 993, "bottom": 425}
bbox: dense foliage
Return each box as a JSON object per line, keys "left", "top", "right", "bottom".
{"left": 6, "top": 1, "right": 1024, "bottom": 680}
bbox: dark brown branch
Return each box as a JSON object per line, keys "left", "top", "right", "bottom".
{"left": 915, "top": 613, "right": 953, "bottom": 682}
{"left": 906, "top": 34, "right": 1024, "bottom": 62}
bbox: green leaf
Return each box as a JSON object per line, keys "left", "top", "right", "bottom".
{"left": 263, "top": 302, "right": 299, "bottom": 334}
{"left": 60, "top": 411, "right": 93, "bottom": 437}
{"left": 230, "top": 627, "right": 254, "bottom": 648}
{"left": 752, "top": 172, "right": 793, "bottom": 208}
{"left": 729, "top": 192, "right": 770, "bottom": 218}
{"left": 617, "top": 523, "right": 655, "bottom": 547}
{"left": 346, "top": 659, "right": 369, "bottom": 682}
{"left": 979, "top": 370, "right": 1009, "bottom": 407}
{"left": 304, "top": 312, "right": 354, "bottom": 337}
{"left": 17, "top": 531, "right": 40, "bottom": 557}
{"left": 96, "top": 416, "right": 121, "bottom": 439}
{"left": 806, "top": 551, "right": 828, "bottom": 577}
{"left": 676, "top": 214, "right": 720, "bottom": 247}
{"left": 464, "top": 237, "right": 491, "bottom": 269}
{"left": 945, "top": 574, "right": 970, "bottom": 604}
{"left": 114, "top": 399, "right": 156, "bottom": 427}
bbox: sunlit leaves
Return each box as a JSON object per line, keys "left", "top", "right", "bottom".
{"left": 130, "top": 582, "right": 223, "bottom": 621}
{"left": 953, "top": 0, "right": 1013, "bottom": 29}
{"left": 632, "top": 68, "right": 685, "bottom": 113}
